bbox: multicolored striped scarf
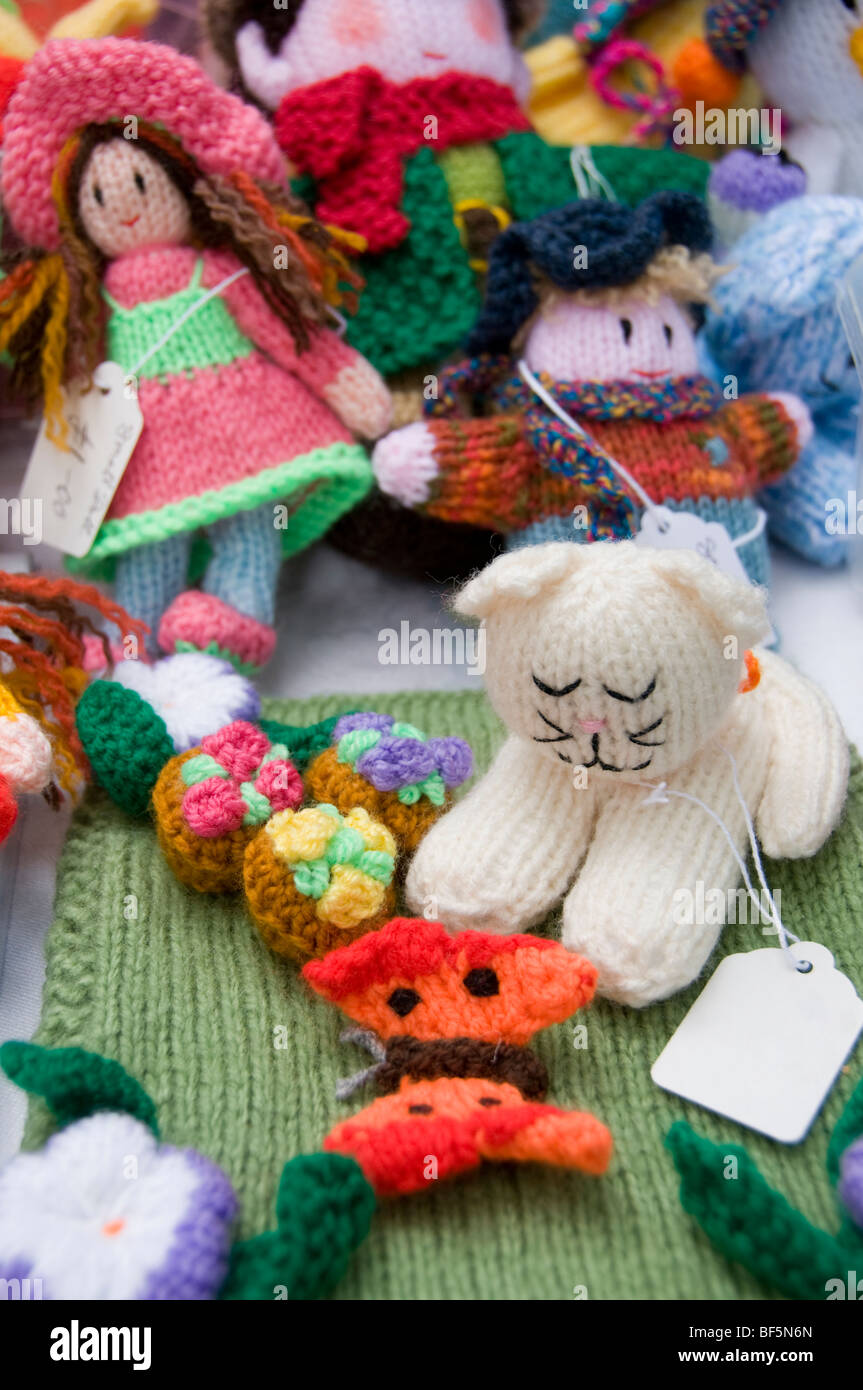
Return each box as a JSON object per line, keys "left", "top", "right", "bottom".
{"left": 426, "top": 356, "right": 722, "bottom": 538}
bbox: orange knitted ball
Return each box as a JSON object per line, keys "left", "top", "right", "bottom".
{"left": 672, "top": 38, "right": 741, "bottom": 108}
{"left": 305, "top": 746, "right": 448, "bottom": 853}
{"left": 243, "top": 803, "right": 398, "bottom": 963}
{"left": 152, "top": 749, "right": 260, "bottom": 894}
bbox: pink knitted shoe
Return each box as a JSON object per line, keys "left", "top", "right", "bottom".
{"left": 158, "top": 592, "right": 277, "bottom": 671}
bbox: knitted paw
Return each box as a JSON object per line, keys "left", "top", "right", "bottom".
{"left": 158, "top": 591, "right": 277, "bottom": 672}
{"left": 323, "top": 1076, "right": 612, "bottom": 1197}
{"left": 243, "top": 803, "right": 397, "bottom": 963}
{"left": 324, "top": 359, "right": 393, "bottom": 439}
{"left": 153, "top": 721, "right": 302, "bottom": 893}
{"left": 372, "top": 421, "right": 440, "bottom": 506}
{"left": 304, "top": 712, "right": 472, "bottom": 853}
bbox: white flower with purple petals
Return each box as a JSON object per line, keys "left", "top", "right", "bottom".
{"left": 113, "top": 653, "right": 260, "bottom": 752}
{"left": 0, "top": 1112, "right": 236, "bottom": 1300}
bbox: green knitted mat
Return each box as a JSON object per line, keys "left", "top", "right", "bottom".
{"left": 25, "top": 691, "right": 863, "bottom": 1300}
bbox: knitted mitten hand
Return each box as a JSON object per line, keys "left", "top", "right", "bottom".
{"left": 323, "top": 358, "right": 393, "bottom": 440}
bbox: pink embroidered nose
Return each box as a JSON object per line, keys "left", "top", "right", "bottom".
{"left": 579, "top": 718, "right": 607, "bottom": 734}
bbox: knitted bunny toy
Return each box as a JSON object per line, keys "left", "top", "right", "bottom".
{"left": 688, "top": 0, "right": 863, "bottom": 242}
{"left": 701, "top": 196, "right": 863, "bottom": 568}
{"left": 405, "top": 541, "right": 849, "bottom": 1008}
{"left": 0, "top": 38, "right": 392, "bottom": 669}
{"left": 373, "top": 193, "right": 812, "bottom": 589}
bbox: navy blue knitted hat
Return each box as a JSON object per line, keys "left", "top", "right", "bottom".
{"left": 467, "top": 191, "right": 714, "bottom": 356}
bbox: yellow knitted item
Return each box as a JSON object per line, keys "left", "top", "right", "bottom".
{"left": 0, "top": 0, "right": 156, "bottom": 59}
{"left": 244, "top": 804, "right": 397, "bottom": 963}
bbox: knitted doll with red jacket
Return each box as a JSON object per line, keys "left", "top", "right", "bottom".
{"left": 372, "top": 192, "right": 812, "bottom": 589}
{"left": 0, "top": 38, "right": 392, "bottom": 669}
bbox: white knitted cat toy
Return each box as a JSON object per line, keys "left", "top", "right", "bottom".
{"left": 405, "top": 541, "right": 849, "bottom": 1007}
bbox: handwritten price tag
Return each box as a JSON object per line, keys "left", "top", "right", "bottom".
{"left": 20, "top": 361, "right": 142, "bottom": 558}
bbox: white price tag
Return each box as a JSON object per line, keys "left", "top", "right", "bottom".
{"left": 19, "top": 361, "right": 142, "bottom": 558}
{"left": 635, "top": 505, "right": 774, "bottom": 643}
{"left": 652, "top": 941, "right": 863, "bottom": 1144}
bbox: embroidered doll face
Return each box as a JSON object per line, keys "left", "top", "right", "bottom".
{"left": 234, "top": 0, "right": 527, "bottom": 110}
{"left": 523, "top": 294, "right": 699, "bottom": 383}
{"left": 457, "top": 542, "right": 768, "bottom": 782}
{"left": 77, "top": 139, "right": 191, "bottom": 259}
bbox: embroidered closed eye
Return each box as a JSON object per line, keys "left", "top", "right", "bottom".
{"left": 603, "top": 676, "right": 656, "bottom": 703}
{"left": 532, "top": 674, "right": 581, "bottom": 697}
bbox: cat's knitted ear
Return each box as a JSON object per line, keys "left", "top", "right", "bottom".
{"left": 650, "top": 548, "right": 769, "bottom": 648}
{"left": 454, "top": 544, "right": 582, "bottom": 618}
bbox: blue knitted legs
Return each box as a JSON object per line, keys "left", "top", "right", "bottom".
{"left": 202, "top": 503, "right": 283, "bottom": 625}
{"left": 114, "top": 533, "right": 192, "bottom": 657}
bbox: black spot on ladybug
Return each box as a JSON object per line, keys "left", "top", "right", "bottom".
{"left": 463, "top": 968, "right": 499, "bottom": 997}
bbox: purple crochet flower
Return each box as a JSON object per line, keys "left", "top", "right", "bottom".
{"left": 0, "top": 1112, "right": 237, "bottom": 1300}
{"left": 333, "top": 712, "right": 394, "bottom": 741}
{"left": 838, "top": 1136, "right": 863, "bottom": 1231}
{"left": 709, "top": 149, "right": 806, "bottom": 214}
{"left": 427, "top": 737, "right": 473, "bottom": 787}
{"left": 356, "top": 736, "right": 437, "bottom": 791}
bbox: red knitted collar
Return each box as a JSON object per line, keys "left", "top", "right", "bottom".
{"left": 275, "top": 67, "right": 530, "bottom": 253}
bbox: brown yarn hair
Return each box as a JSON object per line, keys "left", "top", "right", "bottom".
{"left": 0, "top": 120, "right": 362, "bottom": 443}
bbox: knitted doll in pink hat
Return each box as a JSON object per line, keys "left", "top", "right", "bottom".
{"left": 0, "top": 38, "right": 392, "bottom": 669}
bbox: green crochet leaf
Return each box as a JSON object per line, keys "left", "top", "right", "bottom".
{"left": 220, "top": 1153, "right": 375, "bottom": 1301}
{"left": 337, "top": 728, "right": 380, "bottom": 766}
{"left": 356, "top": 850, "right": 395, "bottom": 884}
{"left": 324, "top": 825, "right": 365, "bottom": 865}
{"left": 292, "top": 859, "right": 330, "bottom": 899}
{"left": 666, "top": 1121, "right": 862, "bottom": 1300}
{"left": 182, "top": 753, "right": 228, "bottom": 787}
{"left": 827, "top": 1074, "right": 863, "bottom": 1187}
{"left": 240, "top": 783, "right": 273, "bottom": 826}
{"left": 0, "top": 1042, "right": 159, "bottom": 1136}
{"left": 173, "top": 639, "right": 258, "bottom": 677}
{"left": 258, "top": 713, "right": 356, "bottom": 770}
{"left": 76, "top": 680, "right": 174, "bottom": 817}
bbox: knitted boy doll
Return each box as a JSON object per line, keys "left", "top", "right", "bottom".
{"left": 372, "top": 192, "right": 811, "bottom": 588}
{"left": 201, "top": 0, "right": 712, "bottom": 580}
{"left": 701, "top": 196, "right": 863, "bottom": 567}
{"left": 0, "top": 38, "right": 392, "bottom": 669}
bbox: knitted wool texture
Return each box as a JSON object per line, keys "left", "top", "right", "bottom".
{"left": 666, "top": 1072, "right": 863, "bottom": 1299}
{"left": 303, "top": 916, "right": 611, "bottom": 1197}
{"left": 1, "top": 38, "right": 286, "bottom": 250}
{"left": 702, "top": 196, "right": 863, "bottom": 566}
{"left": 305, "top": 713, "right": 473, "bottom": 852}
{"left": 22, "top": 688, "right": 863, "bottom": 1296}
{"left": 405, "top": 543, "right": 849, "bottom": 1007}
{"left": 1, "top": 1041, "right": 376, "bottom": 1301}
{"left": 153, "top": 723, "right": 303, "bottom": 895}
{"left": 243, "top": 804, "right": 397, "bottom": 964}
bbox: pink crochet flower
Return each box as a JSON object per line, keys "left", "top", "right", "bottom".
{"left": 180, "top": 720, "right": 302, "bottom": 838}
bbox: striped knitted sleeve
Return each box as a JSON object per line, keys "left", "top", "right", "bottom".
{"left": 717, "top": 394, "right": 805, "bottom": 488}
{"left": 419, "top": 415, "right": 538, "bottom": 530}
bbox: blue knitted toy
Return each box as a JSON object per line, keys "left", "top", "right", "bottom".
{"left": 701, "top": 195, "right": 863, "bottom": 567}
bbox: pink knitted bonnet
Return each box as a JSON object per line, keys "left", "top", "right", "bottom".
{"left": 1, "top": 37, "right": 287, "bottom": 250}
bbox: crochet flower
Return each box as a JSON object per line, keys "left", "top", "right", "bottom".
{"left": 113, "top": 653, "right": 261, "bottom": 754}
{"left": 306, "top": 714, "right": 473, "bottom": 852}
{"left": 244, "top": 804, "right": 397, "bottom": 962}
{"left": 153, "top": 721, "right": 303, "bottom": 894}
{"left": 0, "top": 1111, "right": 236, "bottom": 1300}
{"left": 180, "top": 721, "right": 302, "bottom": 837}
